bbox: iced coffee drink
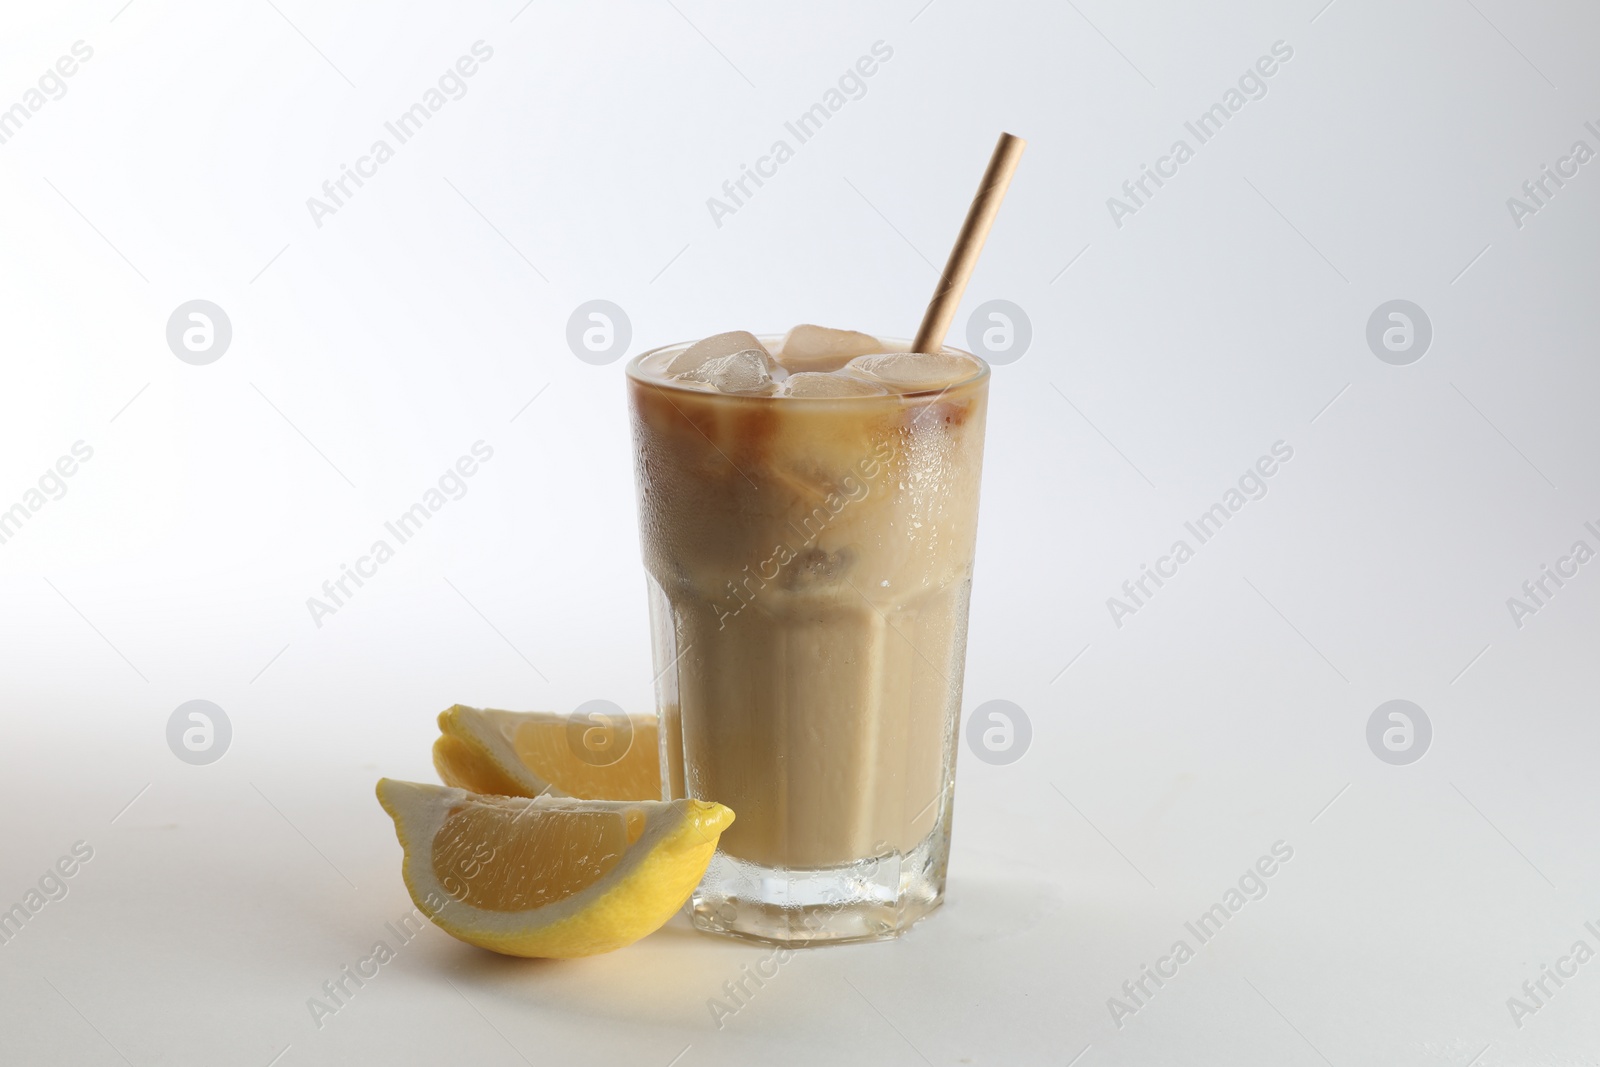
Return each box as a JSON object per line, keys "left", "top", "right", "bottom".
{"left": 627, "top": 326, "right": 989, "bottom": 945}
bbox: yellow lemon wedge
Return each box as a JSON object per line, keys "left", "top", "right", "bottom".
{"left": 432, "top": 705, "right": 660, "bottom": 801}
{"left": 375, "top": 779, "right": 732, "bottom": 958}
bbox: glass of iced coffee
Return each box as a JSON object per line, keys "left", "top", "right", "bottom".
{"left": 626, "top": 325, "right": 989, "bottom": 945}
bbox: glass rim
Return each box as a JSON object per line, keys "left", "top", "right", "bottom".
{"left": 625, "top": 334, "right": 991, "bottom": 400}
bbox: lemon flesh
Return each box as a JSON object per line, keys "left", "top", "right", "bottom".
{"left": 376, "top": 779, "right": 732, "bottom": 958}
{"left": 432, "top": 705, "right": 660, "bottom": 801}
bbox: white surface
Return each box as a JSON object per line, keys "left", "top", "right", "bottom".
{"left": 2, "top": 0, "right": 1598, "bottom": 1064}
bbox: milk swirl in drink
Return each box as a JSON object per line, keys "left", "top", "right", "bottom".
{"left": 627, "top": 326, "right": 989, "bottom": 945}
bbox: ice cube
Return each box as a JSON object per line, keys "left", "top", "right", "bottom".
{"left": 844, "top": 352, "right": 984, "bottom": 392}
{"left": 781, "top": 372, "right": 888, "bottom": 398}
{"left": 777, "top": 325, "right": 884, "bottom": 373}
{"left": 664, "top": 331, "right": 770, "bottom": 378}
{"left": 695, "top": 350, "right": 777, "bottom": 394}
{"left": 779, "top": 546, "right": 856, "bottom": 588}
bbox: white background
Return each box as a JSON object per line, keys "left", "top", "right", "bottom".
{"left": 2, "top": 0, "right": 1598, "bottom": 1064}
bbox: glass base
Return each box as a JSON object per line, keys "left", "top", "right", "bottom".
{"left": 688, "top": 825, "right": 949, "bottom": 947}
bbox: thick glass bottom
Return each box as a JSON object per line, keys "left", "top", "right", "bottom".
{"left": 688, "top": 820, "right": 950, "bottom": 947}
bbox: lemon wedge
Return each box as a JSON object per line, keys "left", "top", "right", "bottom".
{"left": 432, "top": 705, "right": 660, "bottom": 801}
{"left": 375, "top": 779, "right": 732, "bottom": 958}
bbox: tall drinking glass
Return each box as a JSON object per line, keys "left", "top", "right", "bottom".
{"left": 627, "top": 337, "right": 989, "bottom": 945}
